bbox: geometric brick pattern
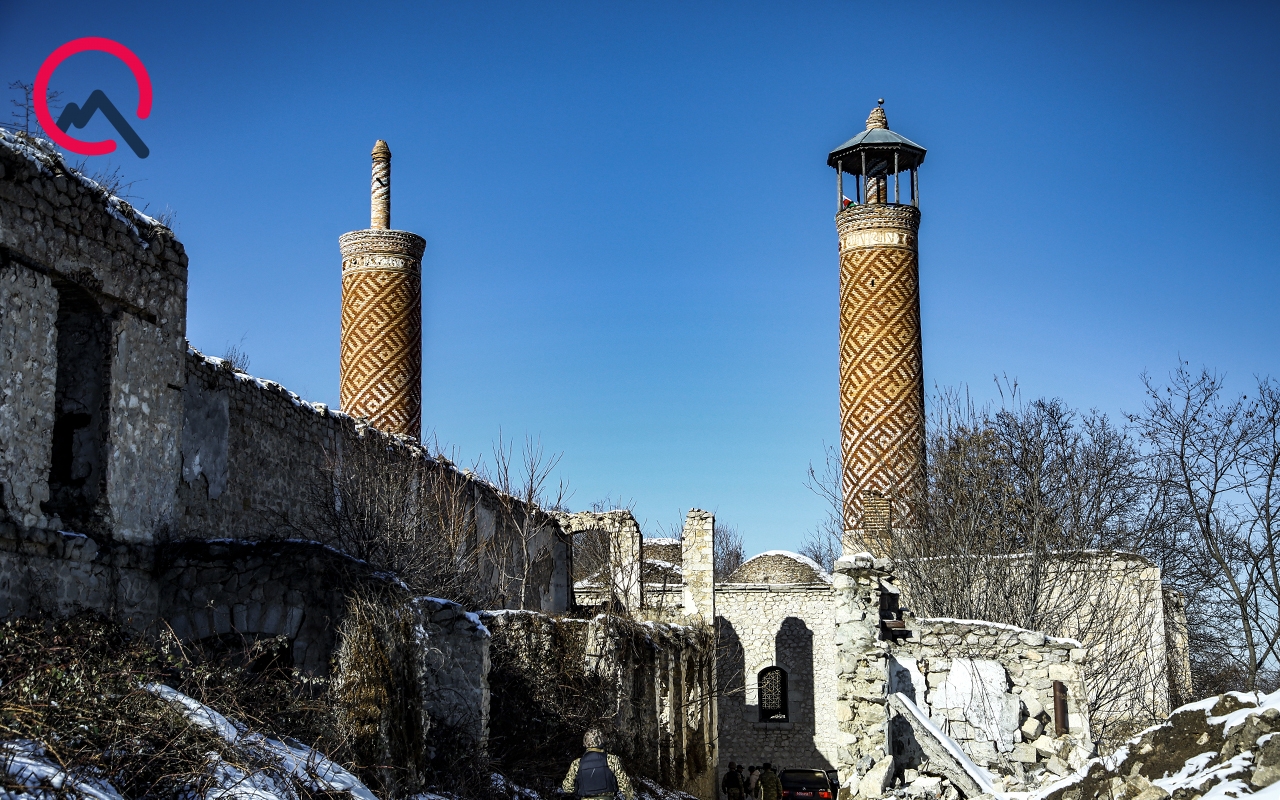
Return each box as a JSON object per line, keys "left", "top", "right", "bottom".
{"left": 338, "top": 228, "right": 426, "bottom": 439}
{"left": 836, "top": 203, "right": 924, "bottom": 556}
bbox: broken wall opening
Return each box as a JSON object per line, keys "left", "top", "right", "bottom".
{"left": 43, "top": 280, "right": 112, "bottom": 534}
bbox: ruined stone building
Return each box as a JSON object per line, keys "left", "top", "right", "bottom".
{"left": 0, "top": 103, "right": 1192, "bottom": 800}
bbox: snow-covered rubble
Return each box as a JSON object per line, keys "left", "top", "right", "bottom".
{"left": 146, "top": 684, "right": 378, "bottom": 800}
{"left": 1026, "top": 689, "right": 1280, "bottom": 800}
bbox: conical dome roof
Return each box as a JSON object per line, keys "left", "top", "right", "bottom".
{"left": 827, "top": 101, "right": 926, "bottom": 175}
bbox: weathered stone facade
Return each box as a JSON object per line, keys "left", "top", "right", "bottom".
{"left": 716, "top": 580, "right": 840, "bottom": 775}
{"left": 484, "top": 610, "right": 718, "bottom": 798}
{"left": 0, "top": 131, "right": 566, "bottom": 679}
{"left": 831, "top": 555, "right": 1095, "bottom": 796}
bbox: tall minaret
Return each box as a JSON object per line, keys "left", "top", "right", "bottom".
{"left": 827, "top": 101, "right": 928, "bottom": 556}
{"left": 338, "top": 141, "right": 426, "bottom": 438}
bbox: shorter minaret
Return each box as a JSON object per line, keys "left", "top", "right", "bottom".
{"left": 338, "top": 141, "right": 426, "bottom": 438}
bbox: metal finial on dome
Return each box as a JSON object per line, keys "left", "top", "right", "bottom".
{"left": 878, "top": 98, "right": 884, "bottom": 106}
{"left": 866, "top": 103, "right": 889, "bottom": 131}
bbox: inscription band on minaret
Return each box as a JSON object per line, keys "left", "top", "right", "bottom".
{"left": 828, "top": 102, "right": 927, "bottom": 556}
{"left": 338, "top": 140, "right": 426, "bottom": 439}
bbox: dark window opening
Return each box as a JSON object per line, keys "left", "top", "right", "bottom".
{"left": 42, "top": 281, "right": 111, "bottom": 533}
{"left": 758, "top": 666, "right": 788, "bottom": 722}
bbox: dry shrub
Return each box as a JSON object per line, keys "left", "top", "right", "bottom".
{"left": 0, "top": 613, "right": 234, "bottom": 797}
{"left": 0, "top": 612, "right": 365, "bottom": 798}
{"left": 331, "top": 591, "right": 427, "bottom": 797}
{"left": 486, "top": 615, "right": 612, "bottom": 792}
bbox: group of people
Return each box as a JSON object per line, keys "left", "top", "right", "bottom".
{"left": 721, "top": 761, "right": 781, "bottom": 800}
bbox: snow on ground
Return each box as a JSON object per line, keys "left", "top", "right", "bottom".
{"left": 0, "top": 740, "right": 125, "bottom": 800}
{"left": 147, "top": 684, "right": 377, "bottom": 800}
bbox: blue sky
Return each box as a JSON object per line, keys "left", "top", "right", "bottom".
{"left": 2, "top": 1, "right": 1277, "bottom": 556}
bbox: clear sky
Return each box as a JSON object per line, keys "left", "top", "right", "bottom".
{"left": 2, "top": 1, "right": 1277, "bottom": 556}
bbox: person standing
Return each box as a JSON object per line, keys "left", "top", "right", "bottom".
{"left": 747, "top": 766, "right": 761, "bottom": 799}
{"left": 759, "top": 763, "right": 782, "bottom": 800}
{"left": 561, "top": 728, "right": 635, "bottom": 800}
{"left": 722, "top": 761, "right": 745, "bottom": 799}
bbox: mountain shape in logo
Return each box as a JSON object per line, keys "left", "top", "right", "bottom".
{"left": 57, "top": 90, "right": 149, "bottom": 159}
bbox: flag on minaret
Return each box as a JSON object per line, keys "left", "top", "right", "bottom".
{"left": 842, "top": 195, "right": 854, "bottom": 208}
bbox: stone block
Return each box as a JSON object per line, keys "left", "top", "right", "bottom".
{"left": 1019, "top": 631, "right": 1046, "bottom": 647}
{"left": 1022, "top": 693, "right": 1045, "bottom": 719}
{"left": 1048, "top": 663, "right": 1075, "bottom": 682}
{"left": 1033, "top": 736, "right": 1057, "bottom": 757}
{"left": 1045, "top": 756, "right": 1068, "bottom": 776}
{"left": 1021, "top": 717, "right": 1044, "bottom": 739}
{"left": 858, "top": 756, "right": 894, "bottom": 799}
{"left": 1012, "top": 743, "right": 1038, "bottom": 763}
{"left": 967, "top": 740, "right": 997, "bottom": 764}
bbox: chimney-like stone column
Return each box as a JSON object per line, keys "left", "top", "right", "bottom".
{"left": 338, "top": 141, "right": 426, "bottom": 438}
{"left": 681, "top": 509, "right": 716, "bottom": 622}
{"left": 371, "top": 139, "right": 391, "bottom": 229}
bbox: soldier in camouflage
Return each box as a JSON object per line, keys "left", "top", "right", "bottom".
{"left": 561, "top": 728, "right": 635, "bottom": 800}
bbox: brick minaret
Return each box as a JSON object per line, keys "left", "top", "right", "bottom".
{"left": 827, "top": 102, "right": 928, "bottom": 556}
{"left": 338, "top": 141, "right": 426, "bottom": 438}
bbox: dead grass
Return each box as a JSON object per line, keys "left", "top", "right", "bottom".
{"left": 0, "top": 612, "right": 347, "bottom": 798}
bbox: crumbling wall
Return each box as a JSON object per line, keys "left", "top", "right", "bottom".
{"left": 0, "top": 132, "right": 188, "bottom": 545}
{"left": 177, "top": 350, "right": 571, "bottom": 613}
{"left": 0, "top": 259, "right": 58, "bottom": 529}
{"left": 833, "top": 555, "right": 1093, "bottom": 798}
{"left": 484, "top": 611, "right": 717, "bottom": 799}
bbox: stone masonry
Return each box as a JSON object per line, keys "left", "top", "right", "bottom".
{"left": 832, "top": 554, "right": 1095, "bottom": 797}
{"left": 682, "top": 509, "right": 715, "bottom": 622}
{"left": 338, "top": 141, "right": 426, "bottom": 439}
{"left": 836, "top": 107, "right": 926, "bottom": 556}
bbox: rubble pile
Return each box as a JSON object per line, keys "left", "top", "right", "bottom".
{"left": 1041, "top": 689, "right": 1280, "bottom": 800}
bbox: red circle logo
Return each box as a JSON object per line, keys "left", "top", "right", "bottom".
{"left": 35, "top": 37, "right": 152, "bottom": 157}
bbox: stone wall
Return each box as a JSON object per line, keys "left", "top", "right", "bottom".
{"left": 682, "top": 510, "right": 715, "bottom": 622}
{"left": 716, "top": 583, "right": 840, "bottom": 777}
{"left": 484, "top": 610, "right": 717, "bottom": 799}
{"left": 177, "top": 350, "right": 571, "bottom": 614}
{"left": 0, "top": 131, "right": 187, "bottom": 543}
{"left": 0, "top": 130, "right": 568, "bottom": 768}
{"left": 832, "top": 555, "right": 1094, "bottom": 797}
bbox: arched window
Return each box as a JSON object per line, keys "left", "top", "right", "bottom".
{"left": 758, "top": 666, "right": 788, "bottom": 722}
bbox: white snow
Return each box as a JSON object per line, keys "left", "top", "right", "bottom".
{"left": 644, "top": 537, "right": 681, "bottom": 546}
{"left": 1209, "top": 690, "right": 1280, "bottom": 734}
{"left": 891, "top": 691, "right": 998, "bottom": 795}
{"left": 146, "top": 684, "right": 377, "bottom": 800}
{"left": 0, "top": 740, "right": 125, "bottom": 800}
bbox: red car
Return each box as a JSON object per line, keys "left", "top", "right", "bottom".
{"left": 780, "top": 769, "right": 834, "bottom": 799}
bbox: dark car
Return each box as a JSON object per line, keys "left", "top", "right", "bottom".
{"left": 779, "top": 769, "right": 834, "bottom": 800}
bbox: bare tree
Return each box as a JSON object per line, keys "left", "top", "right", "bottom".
{"left": 483, "top": 432, "right": 569, "bottom": 610}
{"left": 714, "top": 521, "right": 745, "bottom": 580}
{"left": 1132, "top": 363, "right": 1280, "bottom": 693}
{"left": 6, "top": 80, "right": 61, "bottom": 138}
{"left": 294, "top": 432, "right": 494, "bottom": 607}
{"left": 886, "top": 386, "right": 1180, "bottom": 741}
{"left": 801, "top": 441, "right": 844, "bottom": 571}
